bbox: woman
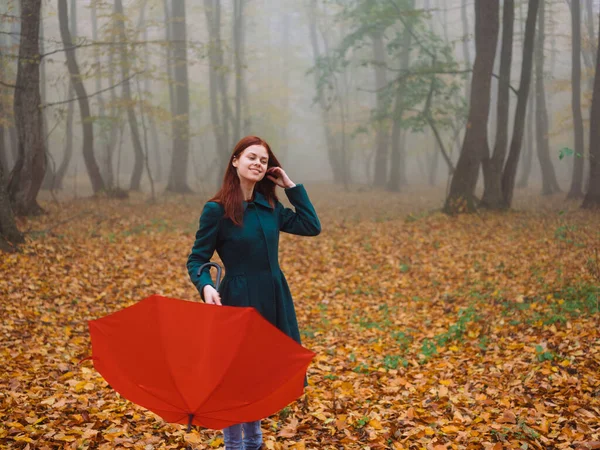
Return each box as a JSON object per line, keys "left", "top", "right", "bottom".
{"left": 187, "top": 136, "right": 321, "bottom": 450}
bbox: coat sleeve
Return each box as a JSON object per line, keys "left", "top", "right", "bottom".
{"left": 278, "top": 184, "right": 321, "bottom": 236}
{"left": 187, "top": 202, "right": 222, "bottom": 298}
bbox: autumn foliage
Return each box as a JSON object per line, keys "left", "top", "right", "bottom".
{"left": 1, "top": 186, "right": 599, "bottom": 449}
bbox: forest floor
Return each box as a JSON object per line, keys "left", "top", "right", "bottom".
{"left": 1, "top": 184, "right": 599, "bottom": 450}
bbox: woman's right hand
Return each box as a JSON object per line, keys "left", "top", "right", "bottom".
{"left": 203, "top": 285, "right": 222, "bottom": 305}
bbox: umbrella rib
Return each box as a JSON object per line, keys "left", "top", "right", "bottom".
{"left": 196, "top": 358, "right": 309, "bottom": 416}
{"left": 193, "top": 310, "right": 254, "bottom": 415}
{"left": 155, "top": 300, "right": 193, "bottom": 414}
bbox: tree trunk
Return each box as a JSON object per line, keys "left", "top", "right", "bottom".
{"left": 307, "top": 0, "right": 346, "bottom": 185}
{"left": 387, "top": 3, "right": 413, "bottom": 192}
{"left": 461, "top": 0, "right": 471, "bottom": 100}
{"left": 534, "top": 1, "right": 560, "bottom": 195}
{"left": 371, "top": 31, "right": 390, "bottom": 188}
{"left": 501, "top": 0, "right": 540, "bottom": 206}
{"left": 568, "top": 0, "right": 585, "bottom": 199}
{"left": 114, "top": 0, "right": 144, "bottom": 191}
{"left": 582, "top": 15, "right": 600, "bottom": 209}
{"left": 163, "top": 0, "right": 176, "bottom": 172}
{"left": 54, "top": 0, "right": 77, "bottom": 191}
{"left": 58, "top": 0, "right": 104, "bottom": 194}
{"left": 444, "top": 0, "right": 499, "bottom": 214}
{"left": 5, "top": 3, "right": 20, "bottom": 170}
{"left": 141, "top": 17, "right": 161, "bottom": 183}
{"left": 8, "top": 0, "right": 46, "bottom": 216}
{"left": 481, "top": 0, "right": 513, "bottom": 209}
{"left": 517, "top": 89, "right": 535, "bottom": 188}
{"left": 39, "top": 11, "right": 54, "bottom": 190}
{"left": 204, "top": 0, "right": 231, "bottom": 169}
{"left": 232, "top": 0, "right": 244, "bottom": 143}
{"left": 583, "top": 0, "right": 597, "bottom": 71}
{"left": 166, "top": 0, "right": 191, "bottom": 193}
{"left": 91, "top": 0, "right": 114, "bottom": 189}
{"left": 0, "top": 155, "right": 24, "bottom": 252}
{"left": 0, "top": 40, "right": 8, "bottom": 176}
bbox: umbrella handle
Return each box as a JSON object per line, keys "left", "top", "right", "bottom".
{"left": 197, "top": 262, "right": 222, "bottom": 289}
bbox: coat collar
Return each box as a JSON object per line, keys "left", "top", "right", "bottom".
{"left": 243, "top": 191, "right": 273, "bottom": 211}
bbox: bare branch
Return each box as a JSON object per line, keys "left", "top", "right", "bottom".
{"left": 0, "top": 80, "right": 18, "bottom": 89}
{"left": 42, "top": 71, "right": 143, "bottom": 108}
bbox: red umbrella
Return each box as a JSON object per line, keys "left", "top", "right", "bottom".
{"left": 87, "top": 289, "right": 315, "bottom": 430}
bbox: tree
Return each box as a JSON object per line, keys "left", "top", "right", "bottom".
{"left": 91, "top": 0, "right": 115, "bottom": 189}
{"left": 501, "top": 0, "right": 540, "bottom": 207}
{"left": 567, "top": 0, "right": 585, "bottom": 199}
{"left": 58, "top": 0, "right": 105, "bottom": 194}
{"left": 114, "top": 0, "right": 144, "bottom": 191}
{"left": 307, "top": 0, "right": 350, "bottom": 187}
{"left": 166, "top": 0, "right": 192, "bottom": 193}
{"left": 582, "top": 15, "right": 600, "bottom": 209}
{"left": 533, "top": 1, "right": 560, "bottom": 196}
{"left": 50, "top": 0, "right": 77, "bottom": 191}
{"left": 0, "top": 41, "right": 8, "bottom": 175}
{"left": 444, "top": 0, "right": 499, "bottom": 214}
{"left": 481, "top": 0, "right": 514, "bottom": 209}
{"left": 7, "top": 0, "right": 46, "bottom": 216}
{"left": 0, "top": 156, "right": 23, "bottom": 252}
{"left": 371, "top": 29, "right": 390, "bottom": 187}
{"left": 516, "top": 89, "right": 535, "bottom": 188}
{"left": 204, "top": 0, "right": 232, "bottom": 170}
{"left": 387, "top": 0, "right": 415, "bottom": 192}
{"left": 232, "top": 0, "right": 245, "bottom": 143}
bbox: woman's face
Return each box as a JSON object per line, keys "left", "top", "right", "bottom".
{"left": 232, "top": 145, "right": 269, "bottom": 184}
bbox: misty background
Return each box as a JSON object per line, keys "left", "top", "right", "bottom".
{"left": 0, "top": 0, "right": 598, "bottom": 197}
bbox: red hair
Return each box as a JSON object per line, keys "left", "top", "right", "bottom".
{"left": 210, "top": 136, "right": 281, "bottom": 226}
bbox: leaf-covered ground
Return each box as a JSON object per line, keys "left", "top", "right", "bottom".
{"left": 1, "top": 185, "right": 599, "bottom": 450}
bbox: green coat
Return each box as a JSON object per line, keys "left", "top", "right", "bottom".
{"left": 187, "top": 184, "right": 321, "bottom": 343}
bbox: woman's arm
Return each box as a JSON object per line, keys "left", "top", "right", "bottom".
{"left": 278, "top": 184, "right": 321, "bottom": 236}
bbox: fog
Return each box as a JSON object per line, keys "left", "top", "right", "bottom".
{"left": 1, "top": 0, "right": 597, "bottom": 196}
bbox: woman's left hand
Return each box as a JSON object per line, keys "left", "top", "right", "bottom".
{"left": 267, "top": 167, "right": 296, "bottom": 189}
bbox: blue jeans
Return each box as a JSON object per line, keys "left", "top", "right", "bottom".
{"left": 223, "top": 420, "right": 262, "bottom": 450}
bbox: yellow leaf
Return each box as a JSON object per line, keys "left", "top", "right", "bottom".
{"left": 209, "top": 436, "right": 224, "bottom": 448}
{"left": 441, "top": 425, "right": 460, "bottom": 433}
{"left": 368, "top": 419, "right": 383, "bottom": 430}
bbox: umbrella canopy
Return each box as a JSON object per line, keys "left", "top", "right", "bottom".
{"left": 88, "top": 294, "right": 315, "bottom": 429}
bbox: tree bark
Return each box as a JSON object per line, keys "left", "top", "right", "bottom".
{"left": 534, "top": 1, "right": 560, "bottom": 195}
{"left": 0, "top": 154, "right": 24, "bottom": 252}
{"left": 501, "top": 0, "right": 540, "bottom": 206}
{"left": 583, "top": 0, "right": 597, "bottom": 70}
{"left": 8, "top": 0, "right": 46, "bottom": 216}
{"left": 444, "top": 0, "right": 499, "bottom": 214}
{"left": 166, "top": 0, "right": 191, "bottom": 192}
{"left": 91, "top": 0, "right": 115, "bottom": 189}
{"left": 0, "top": 40, "right": 8, "bottom": 176}
{"left": 114, "top": 0, "right": 144, "bottom": 191}
{"left": 582, "top": 14, "right": 600, "bottom": 209}
{"left": 461, "top": 0, "right": 471, "bottom": 100}
{"left": 481, "top": 0, "right": 513, "bottom": 209}
{"left": 568, "top": 0, "right": 585, "bottom": 199}
{"left": 232, "top": 0, "right": 244, "bottom": 143}
{"left": 39, "top": 11, "right": 54, "bottom": 190}
{"left": 204, "top": 0, "right": 231, "bottom": 170}
{"left": 371, "top": 31, "right": 390, "bottom": 187}
{"left": 517, "top": 89, "right": 535, "bottom": 188}
{"left": 58, "top": 0, "right": 104, "bottom": 194}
